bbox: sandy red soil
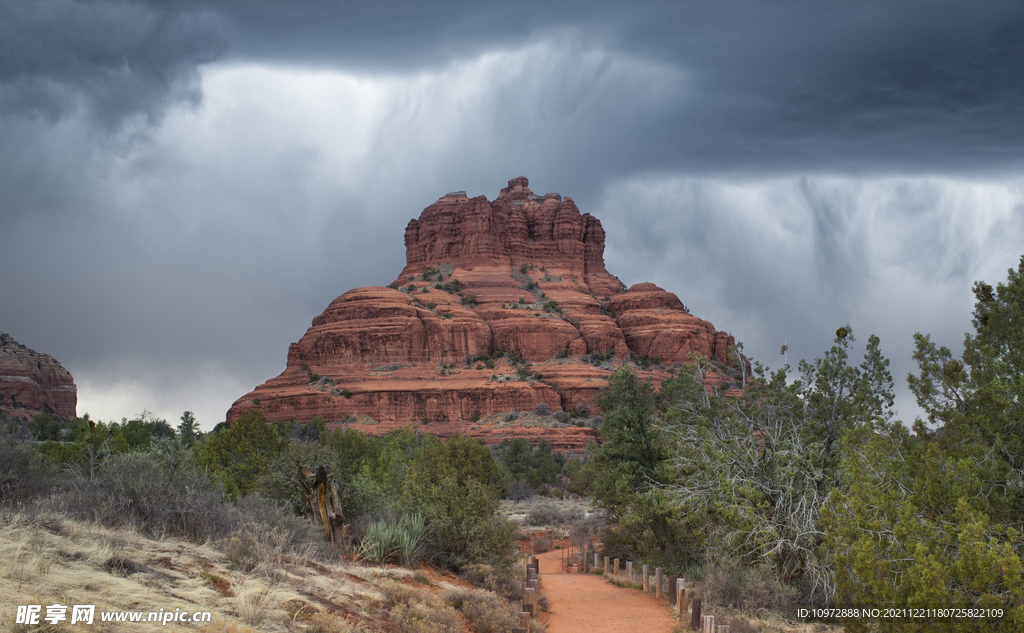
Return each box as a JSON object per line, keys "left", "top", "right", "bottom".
{"left": 534, "top": 548, "right": 678, "bottom": 633}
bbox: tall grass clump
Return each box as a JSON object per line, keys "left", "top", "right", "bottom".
{"left": 359, "top": 514, "right": 427, "bottom": 564}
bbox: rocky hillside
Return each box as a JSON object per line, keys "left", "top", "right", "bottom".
{"left": 227, "top": 177, "right": 736, "bottom": 449}
{"left": 0, "top": 332, "right": 76, "bottom": 420}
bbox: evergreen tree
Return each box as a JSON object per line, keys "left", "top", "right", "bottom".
{"left": 825, "top": 257, "right": 1024, "bottom": 631}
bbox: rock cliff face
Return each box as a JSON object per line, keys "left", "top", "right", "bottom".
{"left": 228, "top": 178, "right": 736, "bottom": 450}
{"left": 0, "top": 333, "right": 77, "bottom": 420}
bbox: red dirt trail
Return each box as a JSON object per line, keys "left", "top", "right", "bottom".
{"left": 534, "top": 549, "right": 677, "bottom": 633}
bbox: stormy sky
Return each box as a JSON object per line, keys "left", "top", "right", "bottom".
{"left": 2, "top": 0, "right": 1023, "bottom": 429}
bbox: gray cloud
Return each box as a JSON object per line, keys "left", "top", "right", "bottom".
{"left": 2, "top": 1, "right": 1023, "bottom": 427}
{"left": 0, "top": 1, "right": 226, "bottom": 128}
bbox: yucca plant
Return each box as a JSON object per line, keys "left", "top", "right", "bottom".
{"left": 359, "top": 514, "right": 427, "bottom": 564}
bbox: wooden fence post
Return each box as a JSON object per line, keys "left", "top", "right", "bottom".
{"left": 669, "top": 577, "right": 678, "bottom": 605}
{"left": 677, "top": 582, "right": 686, "bottom": 617}
{"left": 594, "top": 552, "right": 599, "bottom": 570}
{"left": 690, "top": 597, "right": 701, "bottom": 630}
{"left": 604, "top": 556, "right": 610, "bottom": 575}
{"left": 642, "top": 564, "right": 649, "bottom": 592}
{"left": 703, "top": 614, "right": 715, "bottom": 633}
{"left": 655, "top": 568, "right": 663, "bottom": 598}
{"left": 525, "top": 588, "right": 536, "bottom": 616}
{"left": 626, "top": 561, "right": 633, "bottom": 581}
{"left": 519, "top": 611, "right": 530, "bottom": 632}
{"left": 613, "top": 558, "right": 619, "bottom": 577}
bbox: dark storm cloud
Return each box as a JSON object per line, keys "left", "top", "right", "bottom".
{"left": 4, "top": 1, "right": 1023, "bottom": 169}
{"left": 0, "top": 1, "right": 227, "bottom": 128}
{"left": 2, "top": 0, "right": 1024, "bottom": 426}
{"left": 214, "top": 0, "right": 1024, "bottom": 174}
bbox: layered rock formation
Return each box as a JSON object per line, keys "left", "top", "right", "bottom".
{"left": 0, "top": 332, "right": 77, "bottom": 420}
{"left": 228, "top": 178, "right": 737, "bottom": 449}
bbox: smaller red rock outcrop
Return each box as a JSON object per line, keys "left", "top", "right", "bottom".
{"left": 0, "top": 332, "right": 77, "bottom": 420}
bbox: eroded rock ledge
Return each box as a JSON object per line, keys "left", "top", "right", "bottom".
{"left": 228, "top": 178, "right": 735, "bottom": 450}
{"left": 0, "top": 332, "right": 77, "bottom": 420}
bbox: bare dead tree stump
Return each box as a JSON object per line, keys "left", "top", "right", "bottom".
{"left": 293, "top": 465, "right": 347, "bottom": 550}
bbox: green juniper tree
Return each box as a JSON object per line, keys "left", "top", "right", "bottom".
{"left": 824, "top": 257, "right": 1024, "bottom": 632}
{"left": 660, "top": 330, "right": 896, "bottom": 604}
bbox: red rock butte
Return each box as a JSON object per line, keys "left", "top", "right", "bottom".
{"left": 0, "top": 332, "right": 77, "bottom": 420}
{"left": 228, "top": 177, "right": 737, "bottom": 450}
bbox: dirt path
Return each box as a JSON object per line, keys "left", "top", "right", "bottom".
{"left": 534, "top": 549, "right": 677, "bottom": 633}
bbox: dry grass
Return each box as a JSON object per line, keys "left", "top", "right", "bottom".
{"left": 0, "top": 504, "right": 540, "bottom": 632}
{"left": 0, "top": 507, "right": 385, "bottom": 631}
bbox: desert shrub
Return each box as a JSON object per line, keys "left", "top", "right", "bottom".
{"left": 699, "top": 559, "right": 798, "bottom": 616}
{"left": 0, "top": 438, "right": 53, "bottom": 504}
{"left": 380, "top": 580, "right": 423, "bottom": 608}
{"left": 533, "top": 536, "right": 553, "bottom": 553}
{"left": 527, "top": 502, "right": 584, "bottom": 527}
{"left": 503, "top": 410, "right": 519, "bottom": 422}
{"left": 191, "top": 409, "right": 290, "bottom": 498}
{"left": 460, "top": 563, "right": 526, "bottom": 605}
{"left": 442, "top": 587, "right": 519, "bottom": 633}
{"left": 381, "top": 581, "right": 463, "bottom": 633}
{"left": 426, "top": 301, "right": 437, "bottom": 309}
{"left": 553, "top": 411, "right": 570, "bottom": 424}
{"left": 256, "top": 440, "right": 342, "bottom": 513}
{"left": 460, "top": 295, "right": 478, "bottom": 306}
{"left": 390, "top": 603, "right": 462, "bottom": 633}
{"left": 570, "top": 402, "right": 590, "bottom": 418}
{"left": 57, "top": 449, "right": 240, "bottom": 542}
{"left": 350, "top": 430, "right": 513, "bottom": 570}
{"left": 234, "top": 493, "right": 325, "bottom": 555}
{"left": 534, "top": 402, "right": 551, "bottom": 416}
{"left": 556, "top": 347, "right": 570, "bottom": 358}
